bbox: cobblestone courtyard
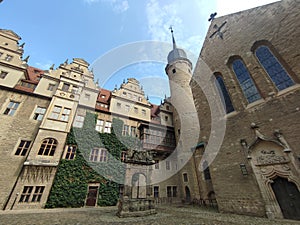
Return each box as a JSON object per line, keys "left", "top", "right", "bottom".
{"left": 1, "top": 205, "right": 300, "bottom": 225}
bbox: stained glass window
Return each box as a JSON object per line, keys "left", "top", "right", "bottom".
{"left": 215, "top": 75, "right": 234, "bottom": 113}
{"left": 232, "top": 59, "right": 261, "bottom": 103}
{"left": 255, "top": 46, "right": 294, "bottom": 91}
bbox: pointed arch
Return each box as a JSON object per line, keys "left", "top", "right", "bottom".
{"left": 214, "top": 72, "right": 234, "bottom": 113}
{"left": 229, "top": 56, "right": 261, "bottom": 103}
{"left": 252, "top": 41, "right": 295, "bottom": 91}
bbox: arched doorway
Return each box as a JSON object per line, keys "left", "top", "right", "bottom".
{"left": 132, "top": 173, "right": 147, "bottom": 199}
{"left": 271, "top": 177, "right": 300, "bottom": 220}
{"left": 185, "top": 186, "right": 191, "bottom": 203}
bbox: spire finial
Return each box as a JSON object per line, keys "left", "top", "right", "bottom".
{"left": 169, "top": 25, "right": 176, "bottom": 50}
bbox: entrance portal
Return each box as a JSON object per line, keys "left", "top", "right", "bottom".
{"left": 271, "top": 177, "right": 300, "bottom": 220}
{"left": 86, "top": 186, "right": 99, "bottom": 206}
{"left": 185, "top": 186, "right": 191, "bottom": 203}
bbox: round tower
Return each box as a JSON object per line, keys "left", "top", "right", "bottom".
{"left": 165, "top": 28, "right": 196, "bottom": 151}
{"left": 165, "top": 28, "right": 200, "bottom": 201}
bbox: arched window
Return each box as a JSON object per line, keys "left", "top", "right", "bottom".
{"left": 38, "top": 138, "right": 57, "bottom": 156}
{"left": 255, "top": 45, "right": 295, "bottom": 91}
{"left": 232, "top": 59, "right": 261, "bottom": 103}
{"left": 215, "top": 74, "right": 234, "bottom": 113}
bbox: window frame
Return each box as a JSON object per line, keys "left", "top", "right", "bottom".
{"left": 37, "top": 138, "right": 58, "bottom": 156}
{"left": 254, "top": 45, "right": 295, "bottom": 91}
{"left": 33, "top": 106, "right": 46, "bottom": 121}
{"left": 231, "top": 58, "right": 261, "bottom": 103}
{"left": 15, "top": 140, "right": 32, "bottom": 156}
{"left": 3, "top": 100, "right": 20, "bottom": 116}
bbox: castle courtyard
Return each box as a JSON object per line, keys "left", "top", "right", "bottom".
{"left": 0, "top": 205, "right": 299, "bottom": 225}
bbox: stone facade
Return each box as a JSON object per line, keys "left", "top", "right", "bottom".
{"left": 191, "top": 0, "right": 300, "bottom": 220}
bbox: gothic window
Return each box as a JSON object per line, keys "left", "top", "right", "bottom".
{"left": 73, "top": 115, "right": 85, "bottom": 128}
{"left": 232, "top": 59, "right": 261, "bottom": 103}
{"left": 65, "top": 145, "right": 76, "bottom": 160}
{"left": 255, "top": 45, "right": 295, "bottom": 91}
{"left": 33, "top": 106, "right": 46, "bottom": 121}
{"left": 3, "top": 100, "right": 20, "bottom": 116}
{"left": 38, "top": 138, "right": 57, "bottom": 156}
{"left": 215, "top": 74, "right": 234, "bottom": 113}
{"left": 203, "top": 161, "right": 211, "bottom": 180}
{"left": 15, "top": 140, "right": 31, "bottom": 156}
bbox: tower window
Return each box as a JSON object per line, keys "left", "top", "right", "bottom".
{"left": 172, "top": 68, "right": 176, "bottom": 74}
{"left": 232, "top": 59, "right": 261, "bottom": 103}
{"left": 255, "top": 45, "right": 295, "bottom": 91}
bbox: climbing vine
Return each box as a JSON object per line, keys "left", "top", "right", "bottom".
{"left": 46, "top": 112, "right": 138, "bottom": 208}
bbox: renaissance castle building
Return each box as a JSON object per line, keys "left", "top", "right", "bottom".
{"left": 0, "top": 0, "right": 299, "bottom": 220}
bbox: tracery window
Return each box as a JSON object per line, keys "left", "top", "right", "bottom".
{"left": 232, "top": 59, "right": 261, "bottom": 103}
{"left": 255, "top": 45, "right": 295, "bottom": 91}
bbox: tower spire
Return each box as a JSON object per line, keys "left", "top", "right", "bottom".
{"left": 169, "top": 26, "right": 177, "bottom": 50}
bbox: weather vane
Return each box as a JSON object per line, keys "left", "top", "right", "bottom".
{"left": 169, "top": 25, "right": 174, "bottom": 33}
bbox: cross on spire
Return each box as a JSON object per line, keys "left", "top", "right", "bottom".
{"left": 169, "top": 26, "right": 177, "bottom": 50}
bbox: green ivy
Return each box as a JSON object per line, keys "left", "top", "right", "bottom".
{"left": 46, "top": 112, "right": 139, "bottom": 208}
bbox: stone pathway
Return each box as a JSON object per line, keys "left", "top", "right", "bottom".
{"left": 0, "top": 205, "right": 299, "bottom": 225}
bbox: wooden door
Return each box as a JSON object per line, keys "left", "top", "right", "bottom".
{"left": 86, "top": 186, "right": 98, "bottom": 207}
{"left": 271, "top": 177, "right": 300, "bottom": 220}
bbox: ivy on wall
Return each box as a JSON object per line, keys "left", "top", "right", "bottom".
{"left": 46, "top": 112, "right": 139, "bottom": 208}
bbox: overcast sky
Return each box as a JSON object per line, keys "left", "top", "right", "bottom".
{"left": 0, "top": 0, "right": 279, "bottom": 103}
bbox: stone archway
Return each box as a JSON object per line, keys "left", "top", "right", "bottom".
{"left": 185, "top": 186, "right": 191, "bottom": 203}
{"left": 248, "top": 140, "right": 300, "bottom": 219}
{"left": 131, "top": 173, "right": 147, "bottom": 199}
{"left": 271, "top": 177, "right": 300, "bottom": 220}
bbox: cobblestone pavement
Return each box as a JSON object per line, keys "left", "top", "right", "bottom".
{"left": 0, "top": 205, "right": 300, "bottom": 225}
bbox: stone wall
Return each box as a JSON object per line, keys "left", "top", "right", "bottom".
{"left": 192, "top": 0, "right": 300, "bottom": 218}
